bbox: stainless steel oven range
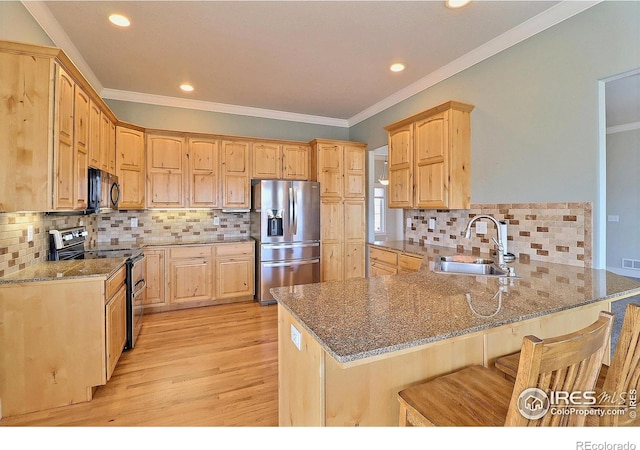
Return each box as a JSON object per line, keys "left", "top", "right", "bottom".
{"left": 48, "top": 226, "right": 146, "bottom": 349}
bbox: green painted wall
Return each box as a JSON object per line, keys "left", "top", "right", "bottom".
{"left": 105, "top": 99, "right": 349, "bottom": 142}
{"left": 348, "top": 1, "right": 640, "bottom": 267}
{"left": 0, "top": 1, "right": 53, "bottom": 45}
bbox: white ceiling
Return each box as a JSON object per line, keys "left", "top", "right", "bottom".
{"left": 24, "top": 0, "right": 624, "bottom": 127}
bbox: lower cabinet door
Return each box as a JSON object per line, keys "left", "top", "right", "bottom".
{"left": 106, "top": 285, "right": 127, "bottom": 380}
{"left": 170, "top": 258, "right": 213, "bottom": 303}
{"left": 216, "top": 257, "right": 254, "bottom": 299}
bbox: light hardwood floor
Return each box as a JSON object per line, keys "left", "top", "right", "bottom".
{"left": 0, "top": 302, "right": 278, "bottom": 426}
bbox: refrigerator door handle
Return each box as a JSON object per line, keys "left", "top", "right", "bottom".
{"left": 289, "top": 187, "right": 295, "bottom": 236}
{"left": 263, "top": 258, "right": 320, "bottom": 268}
{"left": 263, "top": 242, "right": 320, "bottom": 250}
{"left": 292, "top": 187, "right": 298, "bottom": 235}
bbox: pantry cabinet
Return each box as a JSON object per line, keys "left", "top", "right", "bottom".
{"left": 385, "top": 101, "right": 473, "bottom": 210}
{"left": 116, "top": 125, "right": 146, "bottom": 209}
{"left": 310, "top": 139, "right": 367, "bottom": 282}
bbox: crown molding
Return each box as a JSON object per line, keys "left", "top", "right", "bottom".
{"left": 21, "top": 1, "right": 104, "bottom": 92}
{"left": 23, "top": 0, "right": 600, "bottom": 129}
{"left": 607, "top": 121, "right": 640, "bottom": 135}
{"left": 347, "top": 0, "right": 602, "bottom": 127}
{"left": 101, "top": 89, "right": 349, "bottom": 128}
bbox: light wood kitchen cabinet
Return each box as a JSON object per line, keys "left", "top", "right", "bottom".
{"left": 0, "top": 41, "right": 119, "bottom": 213}
{"left": 116, "top": 125, "right": 146, "bottom": 209}
{"left": 251, "top": 142, "right": 310, "bottom": 181}
{"left": 368, "top": 244, "right": 423, "bottom": 277}
{"left": 282, "top": 144, "right": 310, "bottom": 180}
{"left": 252, "top": 141, "right": 282, "bottom": 179}
{"left": 105, "top": 266, "right": 127, "bottom": 381}
{"left": 221, "top": 139, "right": 251, "bottom": 209}
{"left": 311, "top": 139, "right": 367, "bottom": 282}
{"left": 0, "top": 262, "right": 130, "bottom": 417}
{"left": 74, "top": 87, "right": 90, "bottom": 211}
{"left": 99, "top": 112, "right": 116, "bottom": 175}
{"left": 215, "top": 242, "right": 255, "bottom": 300}
{"left": 169, "top": 245, "right": 214, "bottom": 304}
{"left": 89, "top": 100, "right": 101, "bottom": 169}
{"left": 143, "top": 248, "right": 166, "bottom": 309}
{"left": 188, "top": 137, "right": 220, "bottom": 208}
{"left": 146, "top": 133, "right": 187, "bottom": 208}
{"left": 387, "top": 124, "right": 414, "bottom": 208}
{"left": 385, "top": 101, "right": 473, "bottom": 209}
{"left": 144, "top": 242, "right": 255, "bottom": 312}
{"left": 53, "top": 64, "right": 76, "bottom": 210}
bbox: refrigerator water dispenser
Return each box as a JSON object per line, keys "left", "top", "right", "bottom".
{"left": 267, "top": 209, "right": 284, "bottom": 237}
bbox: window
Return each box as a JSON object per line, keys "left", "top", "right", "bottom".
{"left": 374, "top": 187, "right": 386, "bottom": 234}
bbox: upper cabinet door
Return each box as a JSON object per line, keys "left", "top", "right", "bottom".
{"left": 387, "top": 123, "right": 414, "bottom": 209}
{"left": 188, "top": 137, "right": 220, "bottom": 208}
{"left": 414, "top": 112, "right": 448, "bottom": 209}
{"left": 74, "top": 87, "right": 90, "bottom": 210}
{"left": 221, "top": 140, "right": 250, "bottom": 209}
{"left": 343, "top": 145, "right": 366, "bottom": 198}
{"left": 252, "top": 142, "right": 282, "bottom": 180}
{"left": 282, "top": 144, "right": 310, "bottom": 180}
{"left": 53, "top": 64, "right": 75, "bottom": 210}
{"left": 116, "top": 126, "right": 145, "bottom": 209}
{"left": 88, "top": 100, "right": 101, "bottom": 169}
{"left": 146, "top": 133, "right": 187, "bottom": 208}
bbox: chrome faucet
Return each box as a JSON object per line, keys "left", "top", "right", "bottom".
{"left": 464, "top": 214, "right": 507, "bottom": 270}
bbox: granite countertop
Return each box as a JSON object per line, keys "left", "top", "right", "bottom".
{"left": 0, "top": 258, "right": 127, "bottom": 284}
{"left": 271, "top": 242, "right": 640, "bottom": 365}
{"left": 0, "top": 236, "right": 255, "bottom": 284}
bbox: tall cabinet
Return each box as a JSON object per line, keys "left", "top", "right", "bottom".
{"left": 310, "top": 139, "right": 367, "bottom": 282}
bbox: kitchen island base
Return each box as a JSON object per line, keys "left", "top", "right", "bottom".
{"left": 278, "top": 300, "right": 615, "bottom": 426}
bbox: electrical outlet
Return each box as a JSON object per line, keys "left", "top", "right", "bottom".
{"left": 475, "top": 221, "right": 488, "bottom": 234}
{"left": 291, "top": 324, "right": 302, "bottom": 351}
{"left": 27, "top": 225, "right": 34, "bottom": 242}
{"left": 608, "top": 215, "right": 620, "bottom": 222}
{"left": 406, "top": 218, "right": 412, "bottom": 228}
{"left": 213, "top": 216, "right": 220, "bottom": 226}
{"left": 131, "top": 218, "right": 138, "bottom": 228}
{"left": 429, "top": 218, "right": 436, "bottom": 229}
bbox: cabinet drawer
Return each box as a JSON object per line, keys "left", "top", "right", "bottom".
{"left": 369, "top": 246, "right": 398, "bottom": 266}
{"left": 170, "top": 245, "right": 212, "bottom": 259}
{"left": 215, "top": 242, "right": 254, "bottom": 258}
{"left": 370, "top": 261, "right": 398, "bottom": 276}
{"left": 106, "top": 265, "right": 126, "bottom": 300}
{"left": 399, "top": 254, "right": 423, "bottom": 272}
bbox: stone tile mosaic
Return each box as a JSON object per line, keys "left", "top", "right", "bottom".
{"left": 403, "top": 202, "right": 592, "bottom": 267}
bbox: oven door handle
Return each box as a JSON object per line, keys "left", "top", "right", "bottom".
{"left": 132, "top": 279, "right": 146, "bottom": 297}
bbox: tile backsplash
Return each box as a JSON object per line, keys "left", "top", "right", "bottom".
{"left": 0, "top": 213, "right": 97, "bottom": 277}
{"left": 0, "top": 202, "right": 591, "bottom": 276}
{"left": 404, "top": 202, "right": 592, "bottom": 267}
{"left": 96, "top": 210, "right": 250, "bottom": 244}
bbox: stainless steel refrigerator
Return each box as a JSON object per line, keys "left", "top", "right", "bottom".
{"left": 251, "top": 180, "right": 321, "bottom": 305}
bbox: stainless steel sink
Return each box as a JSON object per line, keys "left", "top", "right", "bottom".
{"left": 434, "top": 256, "right": 514, "bottom": 277}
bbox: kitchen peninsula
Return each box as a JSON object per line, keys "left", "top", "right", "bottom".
{"left": 272, "top": 244, "right": 640, "bottom": 426}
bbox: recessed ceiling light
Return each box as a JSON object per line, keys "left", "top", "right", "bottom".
{"left": 445, "top": 0, "right": 471, "bottom": 9}
{"left": 180, "top": 84, "right": 194, "bottom": 92}
{"left": 390, "top": 63, "right": 405, "bottom": 73}
{"left": 109, "top": 14, "right": 130, "bottom": 27}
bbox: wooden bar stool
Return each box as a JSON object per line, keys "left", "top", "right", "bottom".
{"left": 493, "top": 303, "right": 640, "bottom": 426}
{"left": 397, "top": 311, "right": 614, "bottom": 426}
